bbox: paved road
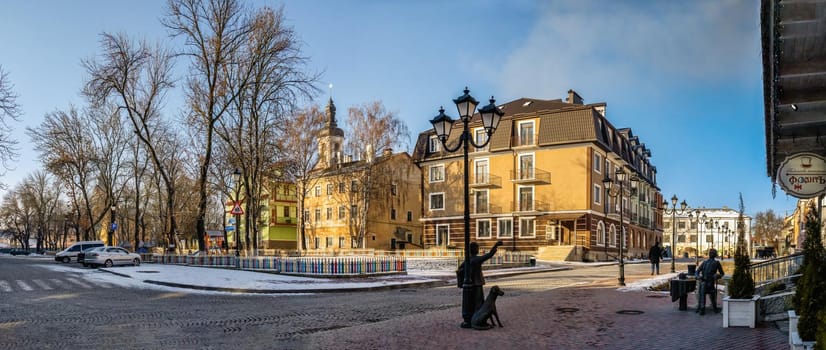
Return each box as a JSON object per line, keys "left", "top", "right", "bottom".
{"left": 0, "top": 255, "right": 650, "bottom": 349}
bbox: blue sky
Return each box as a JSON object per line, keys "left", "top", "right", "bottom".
{"left": 0, "top": 0, "right": 799, "bottom": 217}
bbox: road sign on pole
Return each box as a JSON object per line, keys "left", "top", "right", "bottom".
{"left": 231, "top": 201, "right": 244, "bottom": 215}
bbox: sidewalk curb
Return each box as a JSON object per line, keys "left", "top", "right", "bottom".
{"left": 98, "top": 266, "right": 570, "bottom": 294}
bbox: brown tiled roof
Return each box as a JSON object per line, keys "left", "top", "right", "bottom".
{"left": 537, "top": 108, "right": 598, "bottom": 146}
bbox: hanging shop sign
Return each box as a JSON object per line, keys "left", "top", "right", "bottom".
{"left": 777, "top": 152, "right": 826, "bottom": 198}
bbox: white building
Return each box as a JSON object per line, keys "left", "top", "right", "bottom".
{"left": 662, "top": 207, "right": 751, "bottom": 259}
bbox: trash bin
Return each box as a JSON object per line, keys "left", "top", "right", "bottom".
{"left": 683, "top": 252, "right": 689, "bottom": 259}
{"left": 529, "top": 257, "right": 536, "bottom": 266}
{"left": 687, "top": 264, "right": 696, "bottom": 275}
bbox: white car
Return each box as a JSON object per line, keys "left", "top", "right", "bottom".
{"left": 85, "top": 247, "right": 141, "bottom": 268}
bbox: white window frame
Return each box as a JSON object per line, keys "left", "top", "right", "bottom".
{"left": 518, "top": 152, "right": 535, "bottom": 180}
{"left": 474, "top": 158, "right": 489, "bottom": 184}
{"left": 594, "top": 184, "right": 602, "bottom": 205}
{"left": 497, "top": 218, "right": 513, "bottom": 239}
{"left": 429, "top": 164, "right": 445, "bottom": 183}
{"left": 476, "top": 219, "right": 492, "bottom": 239}
{"left": 429, "top": 192, "right": 445, "bottom": 210}
{"left": 428, "top": 135, "right": 441, "bottom": 153}
{"left": 519, "top": 217, "right": 536, "bottom": 238}
{"left": 518, "top": 120, "right": 535, "bottom": 146}
{"left": 518, "top": 185, "right": 534, "bottom": 211}
{"left": 474, "top": 127, "right": 488, "bottom": 152}
{"left": 597, "top": 221, "right": 606, "bottom": 245}
{"left": 474, "top": 189, "right": 489, "bottom": 214}
{"left": 436, "top": 224, "right": 450, "bottom": 246}
{"left": 594, "top": 153, "right": 602, "bottom": 173}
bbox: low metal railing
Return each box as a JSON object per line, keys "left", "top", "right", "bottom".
{"left": 749, "top": 253, "right": 803, "bottom": 287}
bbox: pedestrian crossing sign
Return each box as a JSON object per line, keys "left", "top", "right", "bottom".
{"left": 231, "top": 202, "right": 244, "bottom": 215}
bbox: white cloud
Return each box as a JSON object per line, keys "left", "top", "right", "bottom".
{"left": 497, "top": 0, "right": 760, "bottom": 101}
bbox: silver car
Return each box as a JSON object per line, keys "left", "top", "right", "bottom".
{"left": 85, "top": 247, "right": 141, "bottom": 268}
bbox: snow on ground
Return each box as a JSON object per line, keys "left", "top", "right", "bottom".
{"left": 617, "top": 272, "right": 679, "bottom": 293}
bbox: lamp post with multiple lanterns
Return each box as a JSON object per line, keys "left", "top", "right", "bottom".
{"left": 663, "top": 195, "right": 688, "bottom": 273}
{"left": 430, "top": 87, "right": 504, "bottom": 329}
{"left": 688, "top": 209, "right": 707, "bottom": 265}
{"left": 603, "top": 168, "right": 636, "bottom": 286}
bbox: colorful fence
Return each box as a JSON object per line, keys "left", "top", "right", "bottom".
{"left": 144, "top": 254, "right": 406, "bottom": 276}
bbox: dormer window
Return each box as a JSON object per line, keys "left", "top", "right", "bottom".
{"left": 428, "top": 135, "right": 441, "bottom": 153}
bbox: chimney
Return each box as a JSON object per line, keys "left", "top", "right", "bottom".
{"left": 567, "top": 89, "right": 583, "bottom": 105}
{"left": 382, "top": 147, "right": 392, "bottom": 157}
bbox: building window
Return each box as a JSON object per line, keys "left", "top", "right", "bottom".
{"left": 339, "top": 206, "right": 346, "bottom": 220}
{"left": 609, "top": 225, "right": 617, "bottom": 246}
{"left": 665, "top": 222, "right": 672, "bottom": 229}
{"left": 474, "top": 189, "right": 489, "bottom": 213}
{"left": 326, "top": 208, "right": 332, "bottom": 220}
{"left": 518, "top": 121, "right": 535, "bottom": 146}
{"left": 594, "top": 184, "right": 602, "bottom": 205}
{"left": 339, "top": 182, "right": 346, "bottom": 193}
{"left": 678, "top": 221, "right": 686, "bottom": 229}
{"left": 436, "top": 224, "right": 449, "bottom": 246}
{"left": 497, "top": 218, "right": 513, "bottom": 238}
{"left": 314, "top": 185, "right": 321, "bottom": 196}
{"left": 314, "top": 209, "right": 321, "bottom": 223}
{"left": 303, "top": 210, "right": 310, "bottom": 223}
{"left": 594, "top": 153, "right": 602, "bottom": 173}
{"left": 326, "top": 237, "right": 333, "bottom": 247}
{"left": 518, "top": 186, "right": 533, "bottom": 211}
{"left": 407, "top": 211, "right": 412, "bottom": 222}
{"left": 519, "top": 218, "right": 535, "bottom": 238}
{"left": 351, "top": 205, "right": 358, "bottom": 218}
{"left": 428, "top": 135, "right": 441, "bottom": 153}
{"left": 314, "top": 237, "right": 319, "bottom": 249}
{"left": 391, "top": 208, "right": 397, "bottom": 220}
{"left": 430, "top": 193, "right": 445, "bottom": 210}
{"left": 597, "top": 221, "right": 606, "bottom": 245}
{"left": 477, "top": 219, "right": 491, "bottom": 239}
{"left": 429, "top": 164, "right": 445, "bottom": 183}
{"left": 391, "top": 183, "right": 398, "bottom": 196}
{"left": 327, "top": 184, "right": 333, "bottom": 195}
{"left": 474, "top": 128, "right": 488, "bottom": 152}
{"left": 339, "top": 236, "right": 345, "bottom": 248}
{"left": 475, "top": 159, "right": 489, "bottom": 184}
{"left": 283, "top": 206, "right": 290, "bottom": 217}
{"left": 518, "top": 153, "right": 534, "bottom": 179}
{"left": 351, "top": 180, "right": 358, "bottom": 192}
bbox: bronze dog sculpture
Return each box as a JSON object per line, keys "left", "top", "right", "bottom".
{"left": 471, "top": 285, "right": 504, "bottom": 330}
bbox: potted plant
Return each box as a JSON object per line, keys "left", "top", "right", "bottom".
{"left": 790, "top": 202, "right": 825, "bottom": 349}
{"left": 723, "top": 194, "right": 758, "bottom": 328}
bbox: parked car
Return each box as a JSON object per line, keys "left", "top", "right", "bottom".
{"left": 85, "top": 247, "right": 141, "bottom": 268}
{"left": 78, "top": 246, "right": 107, "bottom": 267}
{"left": 55, "top": 241, "right": 105, "bottom": 263}
{"left": 10, "top": 248, "right": 31, "bottom": 256}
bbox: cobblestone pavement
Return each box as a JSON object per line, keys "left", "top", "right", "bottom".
{"left": 0, "top": 256, "right": 786, "bottom": 349}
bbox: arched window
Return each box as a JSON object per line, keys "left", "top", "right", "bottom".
{"left": 597, "top": 221, "right": 606, "bottom": 245}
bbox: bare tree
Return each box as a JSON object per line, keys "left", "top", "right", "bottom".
{"left": 344, "top": 101, "right": 409, "bottom": 248}
{"left": 27, "top": 107, "right": 101, "bottom": 240}
{"left": 215, "top": 6, "right": 317, "bottom": 255}
{"left": 20, "top": 171, "right": 60, "bottom": 252}
{"left": 281, "top": 104, "right": 325, "bottom": 251}
{"left": 164, "top": 0, "right": 252, "bottom": 253}
{"left": 0, "top": 66, "right": 20, "bottom": 175}
{"left": 83, "top": 32, "right": 180, "bottom": 252}
{"left": 753, "top": 209, "right": 785, "bottom": 247}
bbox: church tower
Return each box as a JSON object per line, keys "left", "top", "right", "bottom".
{"left": 317, "top": 97, "right": 344, "bottom": 169}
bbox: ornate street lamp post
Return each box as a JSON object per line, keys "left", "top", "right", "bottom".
{"left": 430, "top": 87, "right": 504, "bottom": 329}
{"left": 603, "top": 168, "right": 636, "bottom": 286}
{"left": 662, "top": 195, "right": 688, "bottom": 273}
{"left": 688, "top": 209, "right": 706, "bottom": 265}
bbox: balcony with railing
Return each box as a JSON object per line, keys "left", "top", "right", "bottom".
{"left": 472, "top": 203, "right": 503, "bottom": 215}
{"left": 511, "top": 200, "right": 548, "bottom": 213}
{"left": 470, "top": 173, "right": 502, "bottom": 188}
{"left": 510, "top": 167, "right": 551, "bottom": 184}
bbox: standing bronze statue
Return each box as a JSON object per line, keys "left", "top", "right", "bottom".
{"left": 458, "top": 240, "right": 503, "bottom": 328}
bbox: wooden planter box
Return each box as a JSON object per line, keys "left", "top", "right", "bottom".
{"left": 722, "top": 295, "right": 758, "bottom": 328}
{"left": 788, "top": 310, "right": 817, "bottom": 350}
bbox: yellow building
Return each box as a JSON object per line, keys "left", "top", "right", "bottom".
{"left": 413, "top": 90, "right": 663, "bottom": 261}
{"left": 302, "top": 98, "right": 423, "bottom": 251}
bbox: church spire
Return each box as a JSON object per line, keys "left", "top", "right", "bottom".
{"left": 325, "top": 97, "right": 337, "bottom": 128}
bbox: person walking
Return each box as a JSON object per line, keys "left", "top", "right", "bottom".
{"left": 648, "top": 240, "right": 662, "bottom": 275}
{"left": 458, "top": 240, "right": 503, "bottom": 328}
{"left": 695, "top": 248, "right": 725, "bottom": 315}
